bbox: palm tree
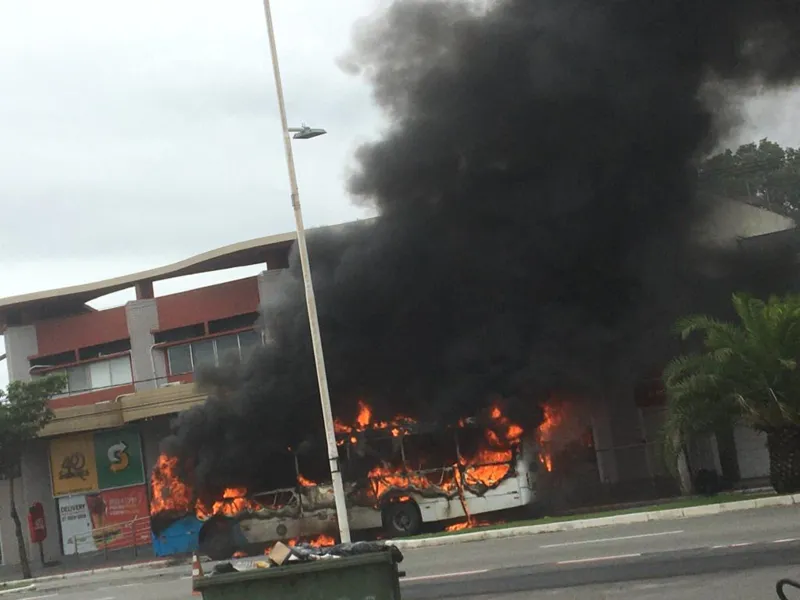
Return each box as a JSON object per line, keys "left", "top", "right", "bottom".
{"left": 663, "top": 293, "right": 800, "bottom": 494}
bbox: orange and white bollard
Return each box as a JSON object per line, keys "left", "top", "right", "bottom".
{"left": 191, "top": 553, "right": 204, "bottom": 596}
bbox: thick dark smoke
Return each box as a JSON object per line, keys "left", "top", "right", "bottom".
{"left": 162, "top": 0, "right": 800, "bottom": 497}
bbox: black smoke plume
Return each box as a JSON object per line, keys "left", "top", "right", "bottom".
{"left": 162, "top": 0, "right": 800, "bottom": 498}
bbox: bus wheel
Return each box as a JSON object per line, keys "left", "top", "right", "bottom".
{"left": 382, "top": 500, "right": 422, "bottom": 538}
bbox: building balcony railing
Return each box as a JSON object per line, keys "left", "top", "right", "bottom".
{"left": 31, "top": 353, "right": 136, "bottom": 408}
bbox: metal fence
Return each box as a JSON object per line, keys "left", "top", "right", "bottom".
{"left": 65, "top": 515, "right": 152, "bottom": 560}
{"left": 535, "top": 441, "right": 682, "bottom": 512}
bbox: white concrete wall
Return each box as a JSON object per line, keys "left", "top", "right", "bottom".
{"left": 638, "top": 406, "right": 671, "bottom": 478}
{"left": 0, "top": 439, "right": 59, "bottom": 566}
{"left": 733, "top": 425, "right": 770, "bottom": 480}
{"left": 693, "top": 197, "right": 795, "bottom": 248}
{"left": 257, "top": 270, "right": 285, "bottom": 343}
{"left": 590, "top": 403, "right": 617, "bottom": 483}
{"left": 0, "top": 477, "right": 26, "bottom": 566}
{"left": 125, "top": 299, "right": 165, "bottom": 390}
{"left": 592, "top": 391, "right": 650, "bottom": 484}
{"left": 4, "top": 325, "right": 38, "bottom": 383}
{"left": 688, "top": 434, "right": 723, "bottom": 474}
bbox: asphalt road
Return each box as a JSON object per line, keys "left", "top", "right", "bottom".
{"left": 398, "top": 504, "right": 800, "bottom": 578}
{"left": 408, "top": 565, "right": 800, "bottom": 600}
{"left": 9, "top": 505, "right": 800, "bottom": 600}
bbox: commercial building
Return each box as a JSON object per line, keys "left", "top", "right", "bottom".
{"left": 0, "top": 200, "right": 795, "bottom": 565}
{"left": 0, "top": 230, "right": 297, "bottom": 565}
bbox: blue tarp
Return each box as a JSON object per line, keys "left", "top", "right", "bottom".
{"left": 151, "top": 516, "right": 201, "bottom": 557}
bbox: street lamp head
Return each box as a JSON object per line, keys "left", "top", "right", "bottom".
{"left": 292, "top": 126, "right": 327, "bottom": 140}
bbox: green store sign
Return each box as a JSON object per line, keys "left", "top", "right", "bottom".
{"left": 93, "top": 428, "right": 146, "bottom": 491}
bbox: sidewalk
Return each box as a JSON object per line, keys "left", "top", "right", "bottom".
{"left": 0, "top": 545, "right": 187, "bottom": 587}
{"left": 2, "top": 490, "right": 794, "bottom": 586}
{"left": 391, "top": 491, "right": 800, "bottom": 550}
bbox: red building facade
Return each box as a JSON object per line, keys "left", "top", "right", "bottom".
{"left": 0, "top": 232, "right": 296, "bottom": 566}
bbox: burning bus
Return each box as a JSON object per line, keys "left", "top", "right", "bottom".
{"left": 150, "top": 401, "right": 542, "bottom": 560}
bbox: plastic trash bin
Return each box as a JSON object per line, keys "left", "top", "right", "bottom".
{"left": 193, "top": 549, "right": 403, "bottom": 600}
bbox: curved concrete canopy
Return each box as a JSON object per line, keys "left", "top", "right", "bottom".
{"left": 0, "top": 231, "right": 297, "bottom": 327}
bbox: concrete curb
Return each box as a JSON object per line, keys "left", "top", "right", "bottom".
{"left": 390, "top": 493, "right": 800, "bottom": 550}
{"left": 0, "top": 558, "right": 175, "bottom": 589}
{"left": 0, "top": 584, "right": 35, "bottom": 596}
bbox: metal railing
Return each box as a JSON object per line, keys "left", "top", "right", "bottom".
{"left": 66, "top": 516, "right": 152, "bottom": 560}
{"left": 535, "top": 441, "right": 682, "bottom": 511}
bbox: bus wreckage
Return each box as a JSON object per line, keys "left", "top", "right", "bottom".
{"left": 151, "top": 402, "right": 541, "bottom": 560}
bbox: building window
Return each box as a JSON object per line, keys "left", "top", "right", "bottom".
{"left": 166, "top": 331, "right": 262, "bottom": 375}
{"left": 238, "top": 330, "right": 261, "bottom": 361}
{"left": 50, "top": 356, "right": 133, "bottom": 395}
{"left": 192, "top": 339, "right": 216, "bottom": 370}
{"left": 167, "top": 345, "right": 192, "bottom": 375}
{"left": 78, "top": 339, "right": 132, "bottom": 361}
{"left": 154, "top": 323, "right": 205, "bottom": 345}
{"left": 208, "top": 312, "right": 259, "bottom": 335}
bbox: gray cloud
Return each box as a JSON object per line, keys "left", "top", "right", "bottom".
{"left": 0, "top": 0, "right": 797, "bottom": 290}
{"left": 0, "top": 0, "right": 379, "bottom": 268}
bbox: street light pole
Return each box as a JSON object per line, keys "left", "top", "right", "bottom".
{"left": 260, "top": 0, "right": 352, "bottom": 544}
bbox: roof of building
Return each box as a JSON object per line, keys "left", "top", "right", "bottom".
{"left": 0, "top": 231, "right": 297, "bottom": 328}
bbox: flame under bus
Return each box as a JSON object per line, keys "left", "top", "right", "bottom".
{"left": 197, "top": 420, "right": 538, "bottom": 560}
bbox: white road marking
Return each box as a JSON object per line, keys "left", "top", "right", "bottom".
{"left": 711, "top": 542, "right": 753, "bottom": 549}
{"left": 540, "top": 530, "right": 683, "bottom": 549}
{"left": 100, "top": 583, "right": 139, "bottom": 591}
{"left": 90, "top": 597, "right": 115, "bottom": 600}
{"left": 402, "top": 569, "right": 489, "bottom": 582}
{"left": 774, "top": 538, "right": 799, "bottom": 543}
{"left": 557, "top": 553, "right": 641, "bottom": 565}
{"left": 22, "top": 595, "right": 57, "bottom": 600}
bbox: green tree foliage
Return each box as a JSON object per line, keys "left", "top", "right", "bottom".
{"left": 663, "top": 294, "right": 800, "bottom": 493}
{"left": 0, "top": 375, "right": 65, "bottom": 579}
{"left": 699, "top": 139, "right": 800, "bottom": 217}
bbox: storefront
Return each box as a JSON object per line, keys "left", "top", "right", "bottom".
{"left": 48, "top": 427, "right": 152, "bottom": 554}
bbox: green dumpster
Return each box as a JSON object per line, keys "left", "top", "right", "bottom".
{"left": 193, "top": 550, "right": 403, "bottom": 600}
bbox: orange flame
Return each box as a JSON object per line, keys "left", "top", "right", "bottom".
{"left": 285, "top": 534, "right": 336, "bottom": 548}
{"left": 150, "top": 455, "right": 194, "bottom": 515}
{"left": 297, "top": 474, "right": 316, "bottom": 487}
{"left": 535, "top": 403, "right": 562, "bottom": 472}
{"left": 196, "top": 488, "right": 258, "bottom": 519}
{"left": 149, "top": 456, "right": 261, "bottom": 520}
{"left": 445, "top": 518, "right": 497, "bottom": 532}
{"left": 151, "top": 400, "right": 527, "bottom": 532}
{"left": 334, "top": 399, "right": 417, "bottom": 441}
{"left": 356, "top": 400, "right": 372, "bottom": 429}
{"left": 360, "top": 400, "right": 525, "bottom": 538}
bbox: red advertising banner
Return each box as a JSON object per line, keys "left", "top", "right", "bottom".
{"left": 60, "top": 484, "right": 151, "bottom": 553}
{"left": 92, "top": 484, "right": 151, "bottom": 549}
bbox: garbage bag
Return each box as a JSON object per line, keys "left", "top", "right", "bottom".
{"left": 212, "top": 562, "right": 239, "bottom": 575}
{"left": 289, "top": 541, "right": 404, "bottom": 564}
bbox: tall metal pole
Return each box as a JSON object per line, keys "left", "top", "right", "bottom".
{"left": 261, "top": 0, "right": 352, "bottom": 543}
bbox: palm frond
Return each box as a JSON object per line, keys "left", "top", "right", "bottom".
{"left": 663, "top": 292, "right": 800, "bottom": 464}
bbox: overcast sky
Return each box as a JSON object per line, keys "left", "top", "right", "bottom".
{"left": 1, "top": 0, "right": 799, "bottom": 387}
{"left": 0, "top": 0, "right": 384, "bottom": 300}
